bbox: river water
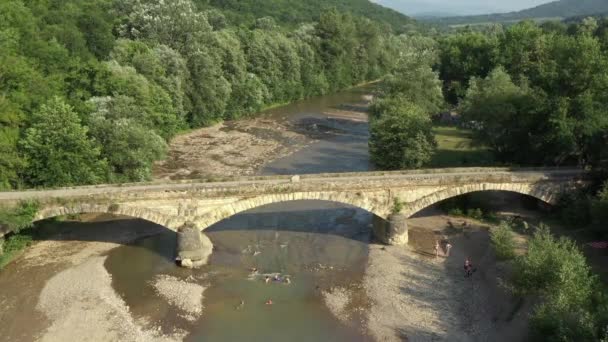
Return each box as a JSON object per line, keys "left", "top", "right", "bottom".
{"left": 105, "top": 86, "right": 377, "bottom": 340}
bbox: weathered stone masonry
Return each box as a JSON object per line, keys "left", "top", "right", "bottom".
{"left": 0, "top": 168, "right": 587, "bottom": 265}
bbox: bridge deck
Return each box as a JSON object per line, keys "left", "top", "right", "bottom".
{"left": 0, "top": 168, "right": 586, "bottom": 202}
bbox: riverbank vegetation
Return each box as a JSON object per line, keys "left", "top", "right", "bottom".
{"left": 0, "top": 201, "right": 39, "bottom": 268}
{"left": 493, "top": 226, "right": 608, "bottom": 341}
{"left": 440, "top": 19, "right": 608, "bottom": 169}
{"left": 0, "top": 229, "right": 34, "bottom": 269}
{"left": 0, "top": 201, "right": 39, "bottom": 233}
{"left": 368, "top": 35, "right": 444, "bottom": 169}
{"left": 0, "top": 0, "right": 409, "bottom": 189}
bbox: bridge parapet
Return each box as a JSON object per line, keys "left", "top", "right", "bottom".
{"left": 0, "top": 168, "right": 589, "bottom": 239}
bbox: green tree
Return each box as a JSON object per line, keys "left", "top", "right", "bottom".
{"left": 369, "top": 99, "right": 436, "bottom": 170}
{"left": 20, "top": 97, "right": 108, "bottom": 187}
{"left": 120, "top": 0, "right": 231, "bottom": 126}
{"left": 438, "top": 31, "right": 500, "bottom": 104}
{"left": 381, "top": 64, "right": 444, "bottom": 115}
{"left": 459, "top": 67, "right": 546, "bottom": 164}
{"left": 512, "top": 226, "right": 608, "bottom": 341}
{"left": 591, "top": 181, "right": 608, "bottom": 229}
{"left": 491, "top": 222, "right": 516, "bottom": 260}
{"left": 87, "top": 97, "right": 167, "bottom": 182}
{"left": 499, "top": 21, "right": 548, "bottom": 85}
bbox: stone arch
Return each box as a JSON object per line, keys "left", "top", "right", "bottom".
{"left": 190, "top": 191, "right": 389, "bottom": 231}
{"left": 35, "top": 203, "right": 177, "bottom": 230}
{"left": 402, "top": 182, "right": 563, "bottom": 218}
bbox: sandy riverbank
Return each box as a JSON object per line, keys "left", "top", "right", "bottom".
{"left": 153, "top": 119, "right": 314, "bottom": 180}
{"left": 363, "top": 215, "right": 532, "bottom": 342}
{"left": 0, "top": 215, "right": 185, "bottom": 342}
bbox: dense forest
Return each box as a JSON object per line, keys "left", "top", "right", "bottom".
{"left": 430, "top": 0, "right": 608, "bottom": 26}
{"left": 437, "top": 18, "right": 608, "bottom": 168}
{"left": 198, "top": 0, "right": 416, "bottom": 32}
{"left": 0, "top": 0, "right": 408, "bottom": 189}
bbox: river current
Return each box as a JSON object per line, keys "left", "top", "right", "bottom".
{"left": 105, "top": 86, "right": 377, "bottom": 340}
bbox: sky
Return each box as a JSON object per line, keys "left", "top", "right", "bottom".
{"left": 371, "top": 0, "right": 557, "bottom": 16}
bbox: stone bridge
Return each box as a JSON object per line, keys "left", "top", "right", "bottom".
{"left": 0, "top": 167, "right": 587, "bottom": 265}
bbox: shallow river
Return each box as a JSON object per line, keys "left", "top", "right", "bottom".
{"left": 78, "top": 86, "right": 377, "bottom": 340}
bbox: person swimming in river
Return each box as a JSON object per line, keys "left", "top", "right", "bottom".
{"left": 265, "top": 276, "right": 271, "bottom": 284}
{"left": 284, "top": 277, "right": 291, "bottom": 285}
{"left": 265, "top": 299, "right": 273, "bottom": 305}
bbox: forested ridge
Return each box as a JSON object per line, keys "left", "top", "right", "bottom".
{"left": 430, "top": 0, "right": 608, "bottom": 26}
{"left": 0, "top": 0, "right": 408, "bottom": 189}
{"left": 198, "top": 0, "right": 415, "bottom": 32}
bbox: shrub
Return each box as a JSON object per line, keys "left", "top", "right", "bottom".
{"left": 484, "top": 211, "right": 500, "bottom": 224}
{"left": 491, "top": 222, "right": 516, "bottom": 260}
{"left": 447, "top": 207, "right": 464, "bottom": 216}
{"left": 392, "top": 198, "right": 404, "bottom": 214}
{"left": 513, "top": 226, "right": 592, "bottom": 301}
{"left": 466, "top": 208, "right": 483, "bottom": 220}
{"left": 511, "top": 226, "right": 608, "bottom": 340}
{"left": 0, "top": 201, "right": 39, "bottom": 233}
{"left": 0, "top": 230, "right": 34, "bottom": 269}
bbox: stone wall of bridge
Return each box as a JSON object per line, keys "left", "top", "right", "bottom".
{"left": 0, "top": 168, "right": 587, "bottom": 244}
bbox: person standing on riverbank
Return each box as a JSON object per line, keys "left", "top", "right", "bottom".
{"left": 464, "top": 258, "right": 474, "bottom": 277}
{"left": 434, "top": 240, "right": 440, "bottom": 258}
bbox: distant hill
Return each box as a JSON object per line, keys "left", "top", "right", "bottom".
{"left": 202, "top": 0, "right": 416, "bottom": 31}
{"left": 428, "top": 0, "right": 608, "bottom": 26}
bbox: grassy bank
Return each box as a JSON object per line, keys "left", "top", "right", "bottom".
{"left": 0, "top": 201, "right": 39, "bottom": 269}
{"left": 428, "top": 126, "right": 496, "bottom": 168}
{"left": 0, "top": 229, "right": 35, "bottom": 269}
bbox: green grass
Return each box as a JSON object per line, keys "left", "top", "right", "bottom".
{"left": 0, "top": 229, "right": 34, "bottom": 269}
{"left": 428, "top": 126, "right": 496, "bottom": 168}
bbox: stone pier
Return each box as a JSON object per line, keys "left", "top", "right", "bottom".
{"left": 372, "top": 214, "right": 409, "bottom": 246}
{"left": 175, "top": 222, "right": 213, "bottom": 268}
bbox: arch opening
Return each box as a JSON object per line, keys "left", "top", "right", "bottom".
{"left": 408, "top": 190, "right": 553, "bottom": 221}
{"left": 0, "top": 212, "right": 179, "bottom": 265}
{"left": 205, "top": 199, "right": 387, "bottom": 244}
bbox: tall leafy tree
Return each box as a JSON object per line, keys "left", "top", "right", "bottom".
{"left": 438, "top": 31, "right": 500, "bottom": 104}
{"left": 88, "top": 96, "right": 167, "bottom": 182}
{"left": 20, "top": 97, "right": 108, "bottom": 187}
{"left": 369, "top": 99, "right": 436, "bottom": 169}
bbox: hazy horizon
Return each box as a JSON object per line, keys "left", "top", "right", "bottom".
{"left": 371, "top": 0, "right": 557, "bottom": 16}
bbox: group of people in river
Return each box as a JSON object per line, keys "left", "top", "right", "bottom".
{"left": 236, "top": 268, "right": 293, "bottom": 308}
{"left": 249, "top": 267, "right": 292, "bottom": 285}
{"left": 264, "top": 274, "right": 291, "bottom": 285}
